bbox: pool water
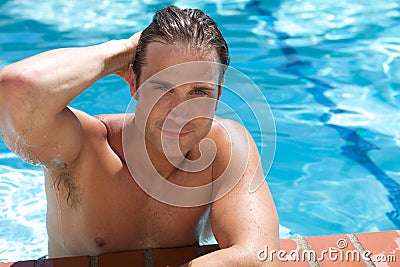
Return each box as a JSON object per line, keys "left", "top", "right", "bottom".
{"left": 1, "top": 0, "right": 400, "bottom": 262}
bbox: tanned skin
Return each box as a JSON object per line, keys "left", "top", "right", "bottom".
{"left": 0, "top": 32, "right": 278, "bottom": 266}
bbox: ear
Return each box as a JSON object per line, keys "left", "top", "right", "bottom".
{"left": 215, "top": 78, "right": 224, "bottom": 110}
{"left": 127, "top": 64, "right": 138, "bottom": 99}
{"left": 218, "top": 81, "right": 223, "bottom": 99}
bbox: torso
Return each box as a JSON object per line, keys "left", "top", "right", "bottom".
{"left": 44, "top": 114, "right": 215, "bottom": 257}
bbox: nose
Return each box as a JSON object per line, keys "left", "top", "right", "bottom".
{"left": 165, "top": 98, "right": 191, "bottom": 128}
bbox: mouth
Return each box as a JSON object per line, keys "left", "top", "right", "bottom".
{"left": 160, "top": 128, "right": 192, "bottom": 138}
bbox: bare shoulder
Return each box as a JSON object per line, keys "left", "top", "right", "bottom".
{"left": 209, "top": 116, "right": 248, "bottom": 140}
{"left": 93, "top": 113, "right": 130, "bottom": 136}
{"left": 71, "top": 108, "right": 107, "bottom": 135}
{"left": 92, "top": 113, "right": 134, "bottom": 159}
{"left": 209, "top": 116, "right": 252, "bottom": 178}
{"left": 73, "top": 110, "right": 131, "bottom": 140}
{"left": 209, "top": 116, "right": 252, "bottom": 151}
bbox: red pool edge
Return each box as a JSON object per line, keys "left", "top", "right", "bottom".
{"left": 1, "top": 230, "right": 399, "bottom": 266}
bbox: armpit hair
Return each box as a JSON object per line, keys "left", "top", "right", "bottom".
{"left": 50, "top": 161, "right": 81, "bottom": 208}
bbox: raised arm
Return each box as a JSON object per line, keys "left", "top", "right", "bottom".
{"left": 0, "top": 33, "right": 139, "bottom": 166}
{"left": 187, "top": 119, "right": 279, "bottom": 266}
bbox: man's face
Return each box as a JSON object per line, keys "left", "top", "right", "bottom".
{"left": 134, "top": 42, "right": 221, "bottom": 157}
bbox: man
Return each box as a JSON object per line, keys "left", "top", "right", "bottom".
{"left": 0, "top": 6, "right": 278, "bottom": 266}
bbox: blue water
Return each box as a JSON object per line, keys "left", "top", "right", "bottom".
{"left": 1, "top": 0, "right": 400, "bottom": 262}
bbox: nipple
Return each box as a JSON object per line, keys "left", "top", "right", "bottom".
{"left": 95, "top": 237, "right": 106, "bottom": 248}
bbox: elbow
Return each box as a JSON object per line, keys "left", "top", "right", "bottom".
{"left": 0, "top": 66, "right": 36, "bottom": 128}
{"left": 0, "top": 66, "right": 32, "bottom": 94}
{"left": 0, "top": 66, "right": 35, "bottom": 113}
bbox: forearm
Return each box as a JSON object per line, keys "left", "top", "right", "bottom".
{"left": 0, "top": 39, "right": 132, "bottom": 114}
{"left": 183, "top": 246, "right": 278, "bottom": 267}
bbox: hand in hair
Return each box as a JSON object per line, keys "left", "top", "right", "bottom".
{"left": 115, "top": 31, "right": 142, "bottom": 83}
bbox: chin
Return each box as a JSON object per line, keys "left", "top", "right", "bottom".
{"left": 160, "top": 138, "right": 192, "bottom": 158}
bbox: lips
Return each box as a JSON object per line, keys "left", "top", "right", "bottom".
{"left": 160, "top": 128, "right": 191, "bottom": 138}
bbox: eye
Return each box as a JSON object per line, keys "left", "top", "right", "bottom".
{"left": 192, "top": 89, "right": 209, "bottom": 96}
{"left": 156, "top": 85, "right": 168, "bottom": 91}
{"left": 155, "top": 85, "right": 173, "bottom": 94}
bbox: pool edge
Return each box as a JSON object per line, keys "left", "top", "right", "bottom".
{"left": 1, "top": 230, "right": 399, "bottom": 266}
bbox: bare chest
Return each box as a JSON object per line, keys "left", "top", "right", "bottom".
{"left": 45, "top": 162, "right": 212, "bottom": 257}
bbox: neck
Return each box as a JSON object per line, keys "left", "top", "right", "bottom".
{"left": 128, "top": 118, "right": 188, "bottom": 180}
{"left": 145, "top": 135, "right": 187, "bottom": 179}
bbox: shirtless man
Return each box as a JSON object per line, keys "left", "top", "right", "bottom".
{"left": 0, "top": 6, "right": 278, "bottom": 266}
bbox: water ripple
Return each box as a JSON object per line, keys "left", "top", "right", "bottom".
{"left": 0, "top": 166, "right": 47, "bottom": 262}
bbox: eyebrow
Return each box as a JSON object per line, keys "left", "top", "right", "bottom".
{"left": 148, "top": 79, "right": 174, "bottom": 88}
{"left": 192, "top": 83, "right": 217, "bottom": 91}
{"left": 148, "top": 80, "right": 217, "bottom": 90}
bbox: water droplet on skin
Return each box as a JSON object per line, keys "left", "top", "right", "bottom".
{"left": 14, "top": 135, "right": 40, "bottom": 166}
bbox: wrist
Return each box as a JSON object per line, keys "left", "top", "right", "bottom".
{"left": 99, "top": 39, "right": 135, "bottom": 76}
